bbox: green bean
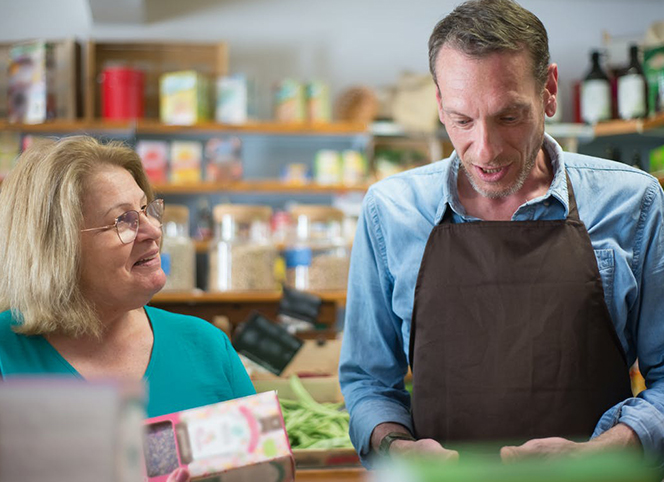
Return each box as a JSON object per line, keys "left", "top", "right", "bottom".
{"left": 278, "top": 375, "right": 353, "bottom": 450}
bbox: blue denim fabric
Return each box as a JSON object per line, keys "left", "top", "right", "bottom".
{"left": 339, "top": 134, "right": 664, "bottom": 467}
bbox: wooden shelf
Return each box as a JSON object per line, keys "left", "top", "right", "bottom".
{"left": 0, "top": 119, "right": 369, "bottom": 136}
{"left": 154, "top": 180, "right": 370, "bottom": 194}
{"left": 151, "top": 290, "right": 347, "bottom": 304}
{"left": 593, "top": 113, "right": 664, "bottom": 137}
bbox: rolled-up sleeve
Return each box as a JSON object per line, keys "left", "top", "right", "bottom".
{"left": 339, "top": 189, "right": 412, "bottom": 467}
{"left": 593, "top": 181, "right": 664, "bottom": 466}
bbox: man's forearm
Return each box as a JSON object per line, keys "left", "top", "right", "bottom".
{"left": 586, "top": 423, "right": 642, "bottom": 452}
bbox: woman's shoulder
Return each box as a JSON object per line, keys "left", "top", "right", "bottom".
{"left": 145, "top": 306, "right": 229, "bottom": 343}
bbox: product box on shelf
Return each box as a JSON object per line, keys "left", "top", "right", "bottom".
{"left": 306, "top": 81, "right": 331, "bottom": 123}
{"left": 0, "top": 131, "right": 21, "bottom": 180}
{"left": 204, "top": 136, "right": 243, "bottom": 182}
{"left": 136, "top": 140, "right": 169, "bottom": 184}
{"left": 216, "top": 74, "right": 254, "bottom": 124}
{"left": 170, "top": 140, "right": 202, "bottom": 184}
{"left": 274, "top": 79, "right": 305, "bottom": 123}
{"left": 160, "top": 71, "right": 210, "bottom": 125}
{"left": 142, "top": 391, "right": 294, "bottom": 482}
{"left": 8, "top": 40, "right": 56, "bottom": 124}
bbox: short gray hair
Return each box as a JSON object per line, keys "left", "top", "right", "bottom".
{"left": 428, "top": 0, "right": 550, "bottom": 89}
{"left": 0, "top": 136, "right": 153, "bottom": 338}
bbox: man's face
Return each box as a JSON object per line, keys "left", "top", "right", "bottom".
{"left": 434, "top": 46, "right": 553, "bottom": 199}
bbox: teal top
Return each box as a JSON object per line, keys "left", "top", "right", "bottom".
{"left": 0, "top": 306, "right": 256, "bottom": 417}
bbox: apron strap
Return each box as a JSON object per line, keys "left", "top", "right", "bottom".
{"left": 441, "top": 170, "right": 579, "bottom": 224}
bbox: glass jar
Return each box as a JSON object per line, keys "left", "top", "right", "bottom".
{"left": 209, "top": 204, "right": 278, "bottom": 291}
{"left": 285, "top": 205, "right": 350, "bottom": 291}
{"left": 160, "top": 204, "right": 196, "bottom": 292}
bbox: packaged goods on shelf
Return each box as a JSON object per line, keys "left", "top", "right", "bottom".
{"left": 136, "top": 140, "right": 169, "bottom": 184}
{"left": 159, "top": 70, "right": 210, "bottom": 125}
{"left": 306, "top": 81, "right": 331, "bottom": 123}
{"left": 204, "top": 136, "right": 242, "bottom": 182}
{"left": 209, "top": 204, "right": 278, "bottom": 291}
{"left": 142, "top": 391, "right": 294, "bottom": 482}
{"left": 161, "top": 204, "right": 196, "bottom": 292}
{"left": 215, "top": 74, "right": 254, "bottom": 124}
{"left": 8, "top": 40, "right": 56, "bottom": 124}
{"left": 100, "top": 66, "right": 144, "bottom": 120}
{"left": 341, "top": 150, "right": 368, "bottom": 186}
{"left": 644, "top": 45, "right": 664, "bottom": 115}
{"left": 314, "top": 150, "right": 342, "bottom": 185}
{"left": 281, "top": 163, "right": 311, "bottom": 185}
{"left": 284, "top": 205, "right": 350, "bottom": 291}
{"left": 0, "top": 131, "right": 20, "bottom": 181}
{"left": 274, "top": 79, "right": 305, "bottom": 123}
{"left": 170, "top": 140, "right": 202, "bottom": 184}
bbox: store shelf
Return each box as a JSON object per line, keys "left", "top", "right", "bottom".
{"left": 151, "top": 290, "right": 347, "bottom": 304}
{"left": 136, "top": 120, "right": 368, "bottom": 136}
{"left": 154, "top": 180, "right": 370, "bottom": 194}
{"left": 0, "top": 119, "right": 369, "bottom": 136}
{"left": 593, "top": 113, "right": 664, "bottom": 137}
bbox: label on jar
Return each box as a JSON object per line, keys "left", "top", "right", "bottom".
{"left": 284, "top": 247, "right": 312, "bottom": 268}
{"left": 161, "top": 252, "right": 171, "bottom": 276}
{"left": 581, "top": 79, "right": 611, "bottom": 124}
{"left": 618, "top": 74, "right": 646, "bottom": 119}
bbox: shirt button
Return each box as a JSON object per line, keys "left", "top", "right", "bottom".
{"left": 543, "top": 201, "right": 551, "bottom": 207}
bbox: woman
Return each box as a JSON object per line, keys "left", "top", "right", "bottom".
{"left": 0, "top": 136, "right": 255, "bottom": 482}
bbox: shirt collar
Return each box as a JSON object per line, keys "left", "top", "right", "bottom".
{"left": 434, "top": 133, "right": 569, "bottom": 224}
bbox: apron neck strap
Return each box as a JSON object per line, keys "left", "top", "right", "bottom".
{"left": 565, "top": 171, "right": 580, "bottom": 221}
{"left": 442, "top": 170, "right": 578, "bottom": 224}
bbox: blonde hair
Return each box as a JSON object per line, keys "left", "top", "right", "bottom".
{"left": 0, "top": 136, "right": 153, "bottom": 338}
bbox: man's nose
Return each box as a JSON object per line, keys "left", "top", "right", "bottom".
{"left": 472, "top": 122, "right": 502, "bottom": 163}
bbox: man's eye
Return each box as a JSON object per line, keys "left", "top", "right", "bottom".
{"left": 501, "top": 116, "right": 518, "bottom": 123}
{"left": 456, "top": 119, "right": 471, "bottom": 126}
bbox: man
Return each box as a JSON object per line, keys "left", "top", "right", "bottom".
{"left": 339, "top": 0, "right": 664, "bottom": 467}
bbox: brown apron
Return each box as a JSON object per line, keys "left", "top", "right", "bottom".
{"left": 409, "top": 175, "right": 632, "bottom": 446}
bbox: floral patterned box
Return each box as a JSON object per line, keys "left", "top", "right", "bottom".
{"left": 142, "top": 391, "right": 294, "bottom": 482}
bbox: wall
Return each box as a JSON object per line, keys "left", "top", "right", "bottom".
{"left": 0, "top": 0, "right": 662, "bottom": 122}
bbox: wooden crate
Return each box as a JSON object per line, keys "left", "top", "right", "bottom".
{"left": 85, "top": 40, "right": 228, "bottom": 120}
{"left": 0, "top": 39, "right": 81, "bottom": 121}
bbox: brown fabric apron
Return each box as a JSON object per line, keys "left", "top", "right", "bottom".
{"left": 409, "top": 175, "right": 632, "bottom": 446}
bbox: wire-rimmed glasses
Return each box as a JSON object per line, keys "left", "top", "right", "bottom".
{"left": 80, "top": 199, "right": 164, "bottom": 244}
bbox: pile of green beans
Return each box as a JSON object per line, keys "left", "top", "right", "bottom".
{"left": 280, "top": 375, "right": 353, "bottom": 450}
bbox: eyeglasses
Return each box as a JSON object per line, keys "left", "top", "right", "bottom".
{"left": 81, "top": 199, "right": 164, "bottom": 244}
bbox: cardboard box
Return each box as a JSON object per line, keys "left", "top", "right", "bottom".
{"left": 170, "top": 140, "right": 202, "bottom": 184}
{"left": 142, "top": 391, "right": 295, "bottom": 482}
{"left": 160, "top": 70, "right": 210, "bottom": 125}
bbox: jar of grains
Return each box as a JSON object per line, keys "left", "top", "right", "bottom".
{"left": 160, "top": 204, "right": 196, "bottom": 291}
{"left": 209, "top": 204, "right": 278, "bottom": 291}
{"left": 285, "top": 205, "right": 350, "bottom": 291}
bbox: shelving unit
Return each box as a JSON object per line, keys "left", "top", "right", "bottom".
{"left": 149, "top": 290, "right": 346, "bottom": 339}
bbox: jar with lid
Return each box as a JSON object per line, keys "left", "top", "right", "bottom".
{"left": 285, "top": 205, "right": 350, "bottom": 291}
{"left": 209, "top": 204, "right": 278, "bottom": 291}
{"left": 160, "top": 204, "right": 196, "bottom": 292}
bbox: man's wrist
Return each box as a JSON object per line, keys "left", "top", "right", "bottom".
{"left": 378, "top": 431, "right": 416, "bottom": 456}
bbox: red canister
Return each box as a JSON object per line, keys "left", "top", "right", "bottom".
{"left": 101, "top": 67, "right": 144, "bottom": 120}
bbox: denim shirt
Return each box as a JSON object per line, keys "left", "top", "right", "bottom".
{"left": 339, "top": 134, "right": 664, "bottom": 467}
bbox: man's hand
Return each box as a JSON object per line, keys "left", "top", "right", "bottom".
{"left": 390, "top": 438, "right": 459, "bottom": 461}
{"left": 501, "top": 423, "right": 642, "bottom": 463}
{"left": 501, "top": 437, "right": 580, "bottom": 462}
{"left": 166, "top": 467, "right": 190, "bottom": 482}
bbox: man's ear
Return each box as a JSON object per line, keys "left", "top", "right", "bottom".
{"left": 544, "top": 63, "right": 559, "bottom": 118}
{"left": 435, "top": 84, "right": 445, "bottom": 125}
